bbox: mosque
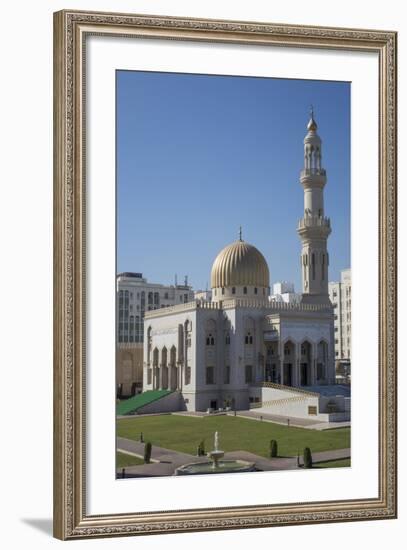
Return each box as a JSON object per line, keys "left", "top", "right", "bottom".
{"left": 141, "top": 112, "right": 349, "bottom": 421}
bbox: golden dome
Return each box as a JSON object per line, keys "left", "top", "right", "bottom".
{"left": 210, "top": 239, "right": 270, "bottom": 289}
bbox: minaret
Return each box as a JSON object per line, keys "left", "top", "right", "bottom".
{"left": 297, "top": 108, "right": 331, "bottom": 306}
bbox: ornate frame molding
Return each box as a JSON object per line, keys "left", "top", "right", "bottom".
{"left": 53, "top": 10, "right": 397, "bottom": 540}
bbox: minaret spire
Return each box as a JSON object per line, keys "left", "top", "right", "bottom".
{"left": 297, "top": 111, "right": 331, "bottom": 305}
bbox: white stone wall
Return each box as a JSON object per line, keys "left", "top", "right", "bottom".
{"left": 249, "top": 386, "right": 350, "bottom": 421}
{"left": 280, "top": 320, "right": 331, "bottom": 345}
{"left": 142, "top": 301, "right": 335, "bottom": 412}
{"left": 143, "top": 307, "right": 198, "bottom": 395}
{"left": 137, "top": 391, "right": 184, "bottom": 414}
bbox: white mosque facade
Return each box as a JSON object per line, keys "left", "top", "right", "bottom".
{"left": 142, "top": 114, "right": 349, "bottom": 420}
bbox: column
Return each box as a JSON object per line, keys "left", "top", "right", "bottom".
{"left": 293, "top": 343, "right": 300, "bottom": 387}
{"left": 278, "top": 342, "right": 283, "bottom": 385}
{"left": 169, "top": 365, "right": 173, "bottom": 391}
{"left": 311, "top": 344, "right": 317, "bottom": 385}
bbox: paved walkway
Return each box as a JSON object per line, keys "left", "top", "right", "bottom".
{"left": 232, "top": 410, "right": 350, "bottom": 430}
{"left": 117, "top": 437, "right": 350, "bottom": 478}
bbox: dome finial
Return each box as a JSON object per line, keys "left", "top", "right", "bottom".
{"left": 239, "top": 225, "right": 243, "bottom": 241}
{"left": 307, "top": 105, "right": 317, "bottom": 131}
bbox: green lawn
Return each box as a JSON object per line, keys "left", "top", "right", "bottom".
{"left": 116, "top": 451, "right": 144, "bottom": 468}
{"left": 117, "top": 414, "right": 350, "bottom": 458}
{"left": 313, "top": 458, "right": 351, "bottom": 468}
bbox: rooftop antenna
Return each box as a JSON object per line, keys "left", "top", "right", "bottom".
{"left": 175, "top": 273, "right": 178, "bottom": 286}
{"left": 239, "top": 225, "right": 243, "bottom": 241}
{"left": 310, "top": 104, "right": 314, "bottom": 118}
{"left": 184, "top": 275, "right": 188, "bottom": 287}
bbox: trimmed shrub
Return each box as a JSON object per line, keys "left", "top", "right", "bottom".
{"left": 144, "top": 441, "right": 152, "bottom": 464}
{"left": 270, "top": 439, "right": 278, "bottom": 458}
{"left": 197, "top": 440, "right": 206, "bottom": 456}
{"left": 303, "top": 447, "right": 313, "bottom": 468}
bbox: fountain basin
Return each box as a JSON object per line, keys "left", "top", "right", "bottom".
{"left": 207, "top": 449, "right": 224, "bottom": 468}
{"left": 174, "top": 459, "right": 256, "bottom": 476}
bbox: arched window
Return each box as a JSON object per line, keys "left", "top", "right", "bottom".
{"left": 225, "top": 333, "right": 230, "bottom": 345}
{"left": 206, "top": 333, "right": 215, "bottom": 346}
{"left": 185, "top": 320, "right": 192, "bottom": 348}
{"left": 254, "top": 287, "right": 258, "bottom": 295}
{"left": 205, "top": 319, "right": 216, "bottom": 347}
{"left": 312, "top": 253, "right": 316, "bottom": 280}
{"left": 221, "top": 287, "right": 225, "bottom": 295}
{"left": 245, "top": 332, "right": 253, "bottom": 345}
{"left": 243, "top": 286, "right": 247, "bottom": 294}
{"left": 232, "top": 287, "right": 236, "bottom": 294}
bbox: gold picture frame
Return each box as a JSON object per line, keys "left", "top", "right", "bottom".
{"left": 53, "top": 9, "right": 397, "bottom": 540}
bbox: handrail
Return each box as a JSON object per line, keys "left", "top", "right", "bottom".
{"left": 256, "top": 381, "right": 320, "bottom": 397}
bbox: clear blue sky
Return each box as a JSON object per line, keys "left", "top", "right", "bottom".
{"left": 117, "top": 70, "right": 350, "bottom": 291}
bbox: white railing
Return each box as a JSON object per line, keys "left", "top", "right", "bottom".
{"left": 298, "top": 216, "right": 331, "bottom": 230}
{"left": 258, "top": 381, "right": 321, "bottom": 397}
{"left": 250, "top": 395, "right": 310, "bottom": 409}
{"left": 300, "top": 168, "right": 326, "bottom": 177}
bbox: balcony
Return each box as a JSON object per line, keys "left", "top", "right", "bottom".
{"left": 298, "top": 216, "right": 331, "bottom": 230}
{"left": 263, "top": 329, "right": 279, "bottom": 342}
{"left": 300, "top": 168, "right": 326, "bottom": 177}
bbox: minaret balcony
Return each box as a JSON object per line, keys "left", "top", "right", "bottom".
{"left": 301, "top": 168, "right": 326, "bottom": 177}
{"left": 300, "top": 169, "right": 327, "bottom": 189}
{"left": 297, "top": 216, "right": 331, "bottom": 237}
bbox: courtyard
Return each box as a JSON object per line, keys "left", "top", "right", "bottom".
{"left": 116, "top": 413, "right": 350, "bottom": 477}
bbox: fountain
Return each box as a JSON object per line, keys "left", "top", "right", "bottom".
{"left": 174, "top": 432, "right": 255, "bottom": 476}
{"left": 208, "top": 431, "right": 224, "bottom": 469}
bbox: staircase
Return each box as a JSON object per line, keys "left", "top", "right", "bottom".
{"left": 258, "top": 395, "right": 309, "bottom": 408}
{"left": 116, "top": 390, "right": 173, "bottom": 416}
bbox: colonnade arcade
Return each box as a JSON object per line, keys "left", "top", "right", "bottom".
{"left": 148, "top": 345, "right": 182, "bottom": 391}
{"left": 146, "top": 320, "right": 192, "bottom": 391}
{"left": 264, "top": 339, "right": 328, "bottom": 387}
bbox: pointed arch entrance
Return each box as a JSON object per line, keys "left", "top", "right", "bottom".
{"left": 283, "top": 340, "right": 295, "bottom": 386}
{"left": 317, "top": 340, "right": 328, "bottom": 382}
{"left": 300, "top": 341, "right": 312, "bottom": 386}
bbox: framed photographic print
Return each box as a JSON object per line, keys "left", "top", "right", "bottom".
{"left": 53, "top": 9, "right": 397, "bottom": 540}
